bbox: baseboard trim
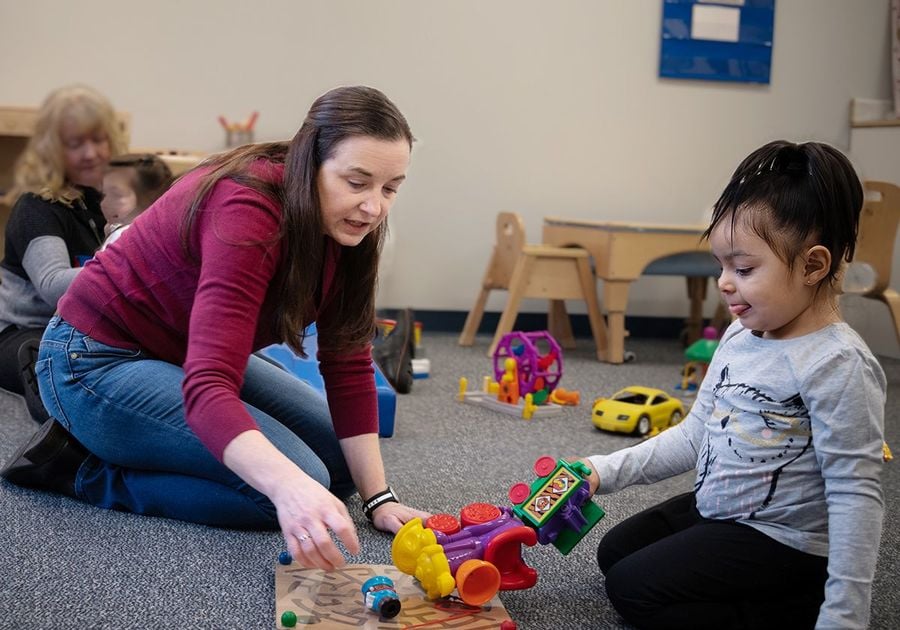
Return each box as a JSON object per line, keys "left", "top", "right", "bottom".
{"left": 382, "top": 309, "right": 693, "bottom": 340}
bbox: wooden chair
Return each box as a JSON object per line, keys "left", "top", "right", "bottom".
{"left": 843, "top": 180, "right": 900, "bottom": 345}
{"left": 458, "top": 212, "right": 608, "bottom": 360}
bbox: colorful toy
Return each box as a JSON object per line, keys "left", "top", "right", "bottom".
{"left": 412, "top": 356, "right": 431, "bottom": 379}
{"left": 549, "top": 387, "right": 580, "bottom": 406}
{"left": 592, "top": 386, "right": 685, "bottom": 436}
{"left": 458, "top": 377, "right": 565, "bottom": 419}
{"left": 361, "top": 575, "right": 402, "bottom": 619}
{"left": 493, "top": 331, "right": 562, "bottom": 399}
{"left": 392, "top": 457, "right": 604, "bottom": 606}
{"left": 458, "top": 330, "right": 579, "bottom": 419}
{"left": 280, "top": 610, "right": 297, "bottom": 628}
{"left": 676, "top": 325, "right": 720, "bottom": 394}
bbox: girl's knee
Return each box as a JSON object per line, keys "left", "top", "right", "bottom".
{"left": 597, "top": 537, "right": 618, "bottom": 575}
{"left": 603, "top": 563, "right": 658, "bottom": 627}
{"left": 596, "top": 525, "right": 633, "bottom": 575}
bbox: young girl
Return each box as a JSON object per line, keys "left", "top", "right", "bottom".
{"left": 577, "top": 141, "right": 886, "bottom": 629}
{"left": 100, "top": 153, "right": 173, "bottom": 246}
{"left": 2, "top": 86, "right": 429, "bottom": 571}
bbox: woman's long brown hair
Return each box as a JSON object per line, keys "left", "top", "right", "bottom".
{"left": 181, "top": 86, "right": 414, "bottom": 356}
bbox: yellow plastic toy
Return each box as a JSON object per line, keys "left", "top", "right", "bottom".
{"left": 392, "top": 518, "right": 456, "bottom": 600}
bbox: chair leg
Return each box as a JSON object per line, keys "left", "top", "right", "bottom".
{"left": 877, "top": 289, "right": 900, "bottom": 348}
{"left": 548, "top": 300, "right": 576, "bottom": 349}
{"left": 576, "top": 257, "right": 608, "bottom": 361}
{"left": 489, "top": 255, "right": 533, "bottom": 357}
{"left": 684, "top": 276, "right": 708, "bottom": 345}
{"left": 459, "top": 286, "right": 491, "bottom": 346}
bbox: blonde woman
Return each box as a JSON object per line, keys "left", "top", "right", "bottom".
{"left": 0, "top": 84, "right": 125, "bottom": 413}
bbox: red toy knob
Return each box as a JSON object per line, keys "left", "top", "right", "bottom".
{"left": 533, "top": 455, "right": 557, "bottom": 477}
{"left": 425, "top": 513, "right": 461, "bottom": 535}
{"left": 460, "top": 502, "right": 502, "bottom": 527}
{"left": 508, "top": 483, "right": 531, "bottom": 505}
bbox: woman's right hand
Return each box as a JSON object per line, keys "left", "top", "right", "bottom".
{"left": 270, "top": 474, "right": 361, "bottom": 571}
{"left": 222, "top": 429, "right": 360, "bottom": 571}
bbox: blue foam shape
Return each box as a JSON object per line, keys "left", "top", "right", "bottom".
{"left": 259, "top": 324, "right": 396, "bottom": 438}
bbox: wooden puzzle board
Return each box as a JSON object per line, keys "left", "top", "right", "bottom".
{"left": 275, "top": 564, "right": 513, "bottom": 629}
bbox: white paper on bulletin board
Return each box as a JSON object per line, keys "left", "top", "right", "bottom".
{"left": 691, "top": 5, "right": 740, "bottom": 43}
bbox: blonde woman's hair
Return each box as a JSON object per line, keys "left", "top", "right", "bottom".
{"left": 5, "top": 84, "right": 127, "bottom": 205}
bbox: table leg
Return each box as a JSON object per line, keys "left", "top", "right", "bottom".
{"left": 685, "top": 277, "right": 708, "bottom": 345}
{"left": 548, "top": 300, "right": 576, "bottom": 349}
{"left": 603, "top": 281, "right": 631, "bottom": 364}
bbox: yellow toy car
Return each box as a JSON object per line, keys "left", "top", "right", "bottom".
{"left": 592, "top": 386, "right": 684, "bottom": 436}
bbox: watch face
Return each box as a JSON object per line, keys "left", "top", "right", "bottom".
{"left": 842, "top": 262, "right": 876, "bottom": 293}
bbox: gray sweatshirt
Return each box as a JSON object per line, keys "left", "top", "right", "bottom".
{"left": 589, "top": 320, "right": 886, "bottom": 629}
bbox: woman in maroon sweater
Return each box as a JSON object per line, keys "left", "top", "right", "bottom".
{"left": 2, "top": 86, "right": 428, "bottom": 570}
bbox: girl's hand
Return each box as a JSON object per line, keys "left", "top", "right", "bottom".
{"left": 370, "top": 501, "right": 432, "bottom": 534}
{"left": 271, "top": 475, "right": 361, "bottom": 571}
{"left": 576, "top": 457, "right": 601, "bottom": 495}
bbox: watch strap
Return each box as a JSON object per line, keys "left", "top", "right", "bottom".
{"left": 362, "top": 487, "right": 399, "bottom": 522}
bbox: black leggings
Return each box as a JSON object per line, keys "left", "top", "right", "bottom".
{"left": 598, "top": 492, "right": 828, "bottom": 630}
{"left": 0, "top": 324, "right": 43, "bottom": 395}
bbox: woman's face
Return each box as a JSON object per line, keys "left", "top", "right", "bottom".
{"left": 316, "top": 136, "right": 410, "bottom": 247}
{"left": 100, "top": 168, "right": 137, "bottom": 223}
{"left": 60, "top": 117, "right": 111, "bottom": 189}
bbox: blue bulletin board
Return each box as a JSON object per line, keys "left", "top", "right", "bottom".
{"left": 659, "top": 0, "right": 775, "bottom": 84}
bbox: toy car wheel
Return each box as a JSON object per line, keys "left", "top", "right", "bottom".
{"left": 636, "top": 415, "right": 651, "bottom": 436}
{"left": 669, "top": 411, "right": 683, "bottom": 426}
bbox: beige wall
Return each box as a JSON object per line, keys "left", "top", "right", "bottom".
{"left": 0, "top": 0, "right": 894, "bottom": 321}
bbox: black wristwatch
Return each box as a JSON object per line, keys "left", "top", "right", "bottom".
{"left": 362, "top": 487, "right": 399, "bottom": 522}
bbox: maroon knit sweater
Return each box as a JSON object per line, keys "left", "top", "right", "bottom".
{"left": 58, "top": 162, "right": 377, "bottom": 461}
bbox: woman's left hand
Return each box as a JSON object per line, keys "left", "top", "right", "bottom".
{"left": 370, "top": 501, "right": 431, "bottom": 534}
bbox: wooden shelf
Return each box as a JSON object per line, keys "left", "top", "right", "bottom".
{"left": 0, "top": 105, "right": 131, "bottom": 192}
{"left": 852, "top": 118, "right": 900, "bottom": 128}
{"left": 0, "top": 105, "right": 130, "bottom": 137}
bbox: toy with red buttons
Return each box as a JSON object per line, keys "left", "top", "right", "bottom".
{"left": 391, "top": 456, "right": 604, "bottom": 606}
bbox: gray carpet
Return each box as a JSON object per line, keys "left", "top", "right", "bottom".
{"left": 1, "top": 333, "right": 898, "bottom": 629}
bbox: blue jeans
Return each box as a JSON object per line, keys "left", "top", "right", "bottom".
{"left": 35, "top": 315, "right": 354, "bottom": 529}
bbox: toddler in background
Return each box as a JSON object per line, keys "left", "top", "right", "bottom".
{"left": 101, "top": 153, "right": 173, "bottom": 246}
{"left": 577, "top": 140, "right": 886, "bottom": 630}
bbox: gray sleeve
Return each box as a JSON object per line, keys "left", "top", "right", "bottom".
{"left": 586, "top": 414, "right": 702, "bottom": 493}
{"left": 587, "top": 383, "right": 710, "bottom": 493}
{"left": 806, "top": 349, "right": 886, "bottom": 629}
{"left": 585, "top": 324, "right": 739, "bottom": 494}
{"left": 21, "top": 235, "right": 80, "bottom": 307}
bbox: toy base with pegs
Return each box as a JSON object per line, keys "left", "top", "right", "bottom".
{"left": 459, "top": 389, "right": 565, "bottom": 419}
